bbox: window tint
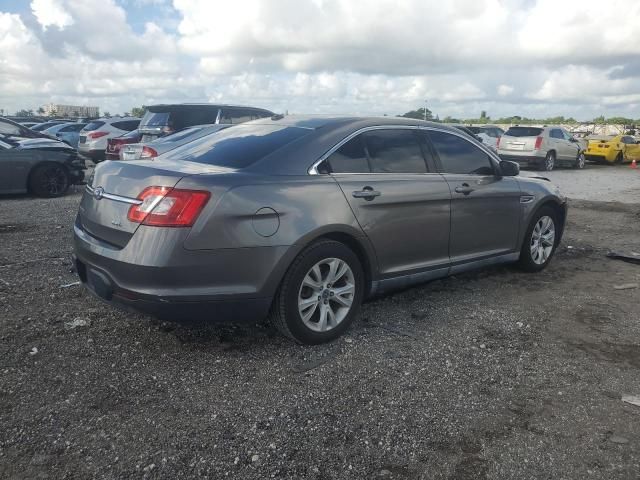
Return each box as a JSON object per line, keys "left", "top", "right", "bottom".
{"left": 505, "top": 127, "right": 543, "bottom": 137}
{"left": 362, "top": 130, "right": 427, "bottom": 173}
{"left": 427, "top": 130, "right": 495, "bottom": 175}
{"left": 622, "top": 136, "right": 635, "bottom": 144}
{"left": 161, "top": 125, "right": 310, "bottom": 168}
{"left": 327, "top": 136, "right": 370, "bottom": 173}
{"left": 0, "top": 122, "right": 20, "bottom": 135}
{"left": 220, "top": 108, "right": 259, "bottom": 124}
{"left": 550, "top": 129, "right": 564, "bottom": 139}
{"left": 112, "top": 120, "right": 140, "bottom": 131}
{"left": 83, "top": 121, "right": 105, "bottom": 131}
{"left": 61, "top": 124, "right": 84, "bottom": 132}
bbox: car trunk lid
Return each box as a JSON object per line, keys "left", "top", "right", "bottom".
{"left": 78, "top": 159, "right": 212, "bottom": 248}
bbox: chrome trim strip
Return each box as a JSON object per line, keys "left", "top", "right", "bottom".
{"left": 85, "top": 185, "right": 142, "bottom": 205}
{"left": 308, "top": 124, "right": 501, "bottom": 175}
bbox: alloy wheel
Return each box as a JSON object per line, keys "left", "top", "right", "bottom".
{"left": 297, "top": 257, "right": 355, "bottom": 332}
{"left": 530, "top": 216, "right": 555, "bottom": 265}
{"left": 545, "top": 153, "right": 555, "bottom": 171}
{"left": 576, "top": 153, "right": 585, "bottom": 169}
{"left": 41, "top": 166, "right": 68, "bottom": 196}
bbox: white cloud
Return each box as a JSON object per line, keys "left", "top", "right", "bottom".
{"left": 31, "top": 0, "right": 73, "bottom": 29}
{"left": 1, "top": 0, "right": 640, "bottom": 119}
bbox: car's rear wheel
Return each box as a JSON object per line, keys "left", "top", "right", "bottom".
{"left": 29, "top": 164, "right": 69, "bottom": 197}
{"left": 270, "top": 240, "right": 364, "bottom": 344}
{"left": 518, "top": 207, "right": 559, "bottom": 272}
{"left": 615, "top": 152, "right": 624, "bottom": 164}
{"left": 541, "top": 151, "right": 555, "bottom": 171}
{"left": 574, "top": 152, "right": 586, "bottom": 169}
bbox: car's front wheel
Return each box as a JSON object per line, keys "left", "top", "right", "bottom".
{"left": 518, "top": 207, "right": 559, "bottom": 272}
{"left": 574, "top": 152, "right": 586, "bottom": 169}
{"left": 270, "top": 240, "right": 364, "bottom": 344}
{"left": 29, "top": 163, "right": 70, "bottom": 197}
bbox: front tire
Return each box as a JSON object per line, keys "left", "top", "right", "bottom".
{"left": 518, "top": 207, "right": 559, "bottom": 272}
{"left": 29, "top": 164, "right": 69, "bottom": 197}
{"left": 270, "top": 240, "right": 365, "bottom": 344}
{"left": 574, "top": 152, "right": 586, "bottom": 169}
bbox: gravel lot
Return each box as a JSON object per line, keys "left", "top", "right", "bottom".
{"left": 1, "top": 167, "right": 639, "bottom": 479}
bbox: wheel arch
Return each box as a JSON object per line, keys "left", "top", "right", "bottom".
{"left": 26, "top": 160, "right": 68, "bottom": 193}
{"left": 531, "top": 198, "right": 567, "bottom": 246}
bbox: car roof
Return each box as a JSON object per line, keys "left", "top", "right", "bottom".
{"left": 145, "top": 103, "right": 274, "bottom": 113}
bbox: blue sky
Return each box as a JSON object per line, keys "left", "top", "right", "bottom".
{"left": 1, "top": 0, "right": 639, "bottom": 120}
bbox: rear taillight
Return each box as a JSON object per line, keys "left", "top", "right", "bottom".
{"left": 140, "top": 146, "right": 158, "bottom": 158}
{"left": 127, "top": 186, "right": 210, "bottom": 227}
{"left": 87, "top": 131, "right": 108, "bottom": 139}
{"left": 534, "top": 136, "right": 543, "bottom": 149}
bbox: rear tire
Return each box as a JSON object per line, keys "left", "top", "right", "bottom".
{"left": 615, "top": 152, "right": 624, "bottom": 164}
{"left": 518, "top": 207, "right": 559, "bottom": 272}
{"left": 29, "top": 164, "right": 69, "bottom": 198}
{"left": 269, "top": 240, "right": 365, "bottom": 344}
{"left": 541, "top": 151, "right": 555, "bottom": 171}
{"left": 574, "top": 152, "right": 586, "bottom": 169}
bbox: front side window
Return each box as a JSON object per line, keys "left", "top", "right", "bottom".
{"left": 426, "top": 130, "right": 495, "bottom": 175}
{"left": 83, "top": 121, "right": 105, "bottom": 132}
{"left": 362, "top": 129, "right": 427, "bottom": 173}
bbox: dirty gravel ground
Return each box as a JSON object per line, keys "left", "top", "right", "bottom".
{"left": 1, "top": 172, "right": 639, "bottom": 479}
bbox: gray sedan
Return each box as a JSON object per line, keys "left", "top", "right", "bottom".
{"left": 73, "top": 116, "right": 567, "bottom": 344}
{"left": 0, "top": 136, "right": 86, "bottom": 197}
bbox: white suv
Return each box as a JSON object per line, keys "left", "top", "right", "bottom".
{"left": 78, "top": 117, "right": 140, "bottom": 162}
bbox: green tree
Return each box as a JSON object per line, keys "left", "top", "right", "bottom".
{"left": 130, "top": 106, "right": 146, "bottom": 117}
{"left": 37, "top": 106, "right": 45, "bottom": 116}
{"left": 103, "top": 111, "right": 111, "bottom": 118}
{"left": 399, "top": 107, "right": 433, "bottom": 120}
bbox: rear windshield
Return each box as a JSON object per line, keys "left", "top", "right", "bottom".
{"left": 83, "top": 121, "right": 106, "bottom": 131}
{"left": 161, "top": 125, "right": 310, "bottom": 168}
{"left": 140, "top": 108, "right": 221, "bottom": 131}
{"left": 505, "top": 127, "right": 543, "bottom": 137}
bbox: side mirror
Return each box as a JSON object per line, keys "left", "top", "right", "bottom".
{"left": 499, "top": 160, "right": 519, "bottom": 177}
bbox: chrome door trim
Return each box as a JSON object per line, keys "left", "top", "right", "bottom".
{"left": 308, "top": 124, "right": 502, "bottom": 175}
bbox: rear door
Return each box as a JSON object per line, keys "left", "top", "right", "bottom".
{"left": 622, "top": 136, "right": 640, "bottom": 161}
{"left": 425, "top": 129, "right": 521, "bottom": 266}
{"left": 549, "top": 128, "right": 570, "bottom": 160}
{"left": 327, "top": 127, "right": 451, "bottom": 277}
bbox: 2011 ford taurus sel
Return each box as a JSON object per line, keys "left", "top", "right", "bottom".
{"left": 73, "top": 116, "right": 567, "bottom": 344}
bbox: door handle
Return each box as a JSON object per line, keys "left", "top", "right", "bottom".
{"left": 352, "top": 187, "right": 381, "bottom": 201}
{"left": 454, "top": 183, "right": 474, "bottom": 195}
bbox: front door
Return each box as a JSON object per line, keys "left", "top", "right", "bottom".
{"left": 424, "top": 129, "right": 522, "bottom": 265}
{"left": 325, "top": 128, "right": 451, "bottom": 277}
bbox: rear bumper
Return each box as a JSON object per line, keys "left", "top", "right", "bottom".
{"left": 499, "top": 154, "right": 544, "bottom": 168}
{"left": 585, "top": 154, "right": 612, "bottom": 163}
{"left": 72, "top": 221, "right": 300, "bottom": 323}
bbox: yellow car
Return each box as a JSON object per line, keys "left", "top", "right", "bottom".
{"left": 585, "top": 134, "right": 640, "bottom": 164}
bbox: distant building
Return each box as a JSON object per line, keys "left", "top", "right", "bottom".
{"left": 43, "top": 103, "right": 99, "bottom": 118}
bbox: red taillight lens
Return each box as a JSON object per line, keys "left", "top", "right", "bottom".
{"left": 140, "top": 146, "right": 158, "bottom": 158}
{"left": 127, "top": 186, "right": 210, "bottom": 227}
{"left": 534, "top": 136, "right": 543, "bottom": 149}
{"left": 87, "top": 131, "right": 109, "bottom": 139}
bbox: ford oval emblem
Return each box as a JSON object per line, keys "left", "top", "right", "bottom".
{"left": 94, "top": 186, "right": 104, "bottom": 200}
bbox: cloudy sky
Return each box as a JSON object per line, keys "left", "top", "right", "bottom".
{"left": 1, "top": 0, "right": 639, "bottom": 120}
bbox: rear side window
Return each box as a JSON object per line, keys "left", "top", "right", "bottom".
{"left": 363, "top": 130, "right": 427, "bottom": 173}
{"left": 505, "top": 127, "right": 543, "bottom": 137}
{"left": 0, "top": 122, "right": 20, "bottom": 135}
{"left": 550, "top": 129, "right": 564, "bottom": 139}
{"left": 112, "top": 120, "right": 140, "bottom": 131}
{"left": 83, "top": 121, "right": 105, "bottom": 131}
{"left": 161, "top": 125, "right": 309, "bottom": 168}
{"left": 327, "top": 136, "right": 370, "bottom": 173}
{"left": 427, "top": 130, "right": 495, "bottom": 175}
{"left": 61, "top": 124, "right": 85, "bottom": 132}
